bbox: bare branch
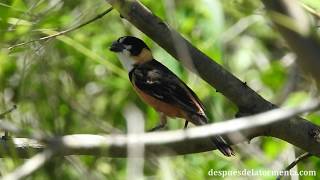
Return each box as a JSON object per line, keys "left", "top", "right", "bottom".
{"left": 0, "top": 100, "right": 319, "bottom": 158}
{"left": 7, "top": 7, "right": 113, "bottom": 50}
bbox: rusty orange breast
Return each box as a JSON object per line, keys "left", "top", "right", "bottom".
{"left": 133, "top": 85, "right": 184, "bottom": 118}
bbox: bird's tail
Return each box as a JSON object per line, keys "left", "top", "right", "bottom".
{"left": 211, "top": 135, "right": 235, "bottom": 157}
{"left": 188, "top": 113, "right": 235, "bottom": 157}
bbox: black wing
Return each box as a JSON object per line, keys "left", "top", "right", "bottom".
{"left": 130, "top": 60, "right": 205, "bottom": 115}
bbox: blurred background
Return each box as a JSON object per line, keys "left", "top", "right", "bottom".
{"left": 0, "top": 0, "right": 319, "bottom": 179}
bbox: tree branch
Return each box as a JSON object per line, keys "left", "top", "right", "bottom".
{"left": 1, "top": 101, "right": 319, "bottom": 158}
{"left": 104, "top": 0, "right": 320, "bottom": 156}
{"left": 7, "top": 7, "right": 113, "bottom": 50}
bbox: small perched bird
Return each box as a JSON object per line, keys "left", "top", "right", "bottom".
{"left": 110, "top": 36, "right": 234, "bottom": 156}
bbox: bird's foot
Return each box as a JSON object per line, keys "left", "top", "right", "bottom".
{"left": 184, "top": 120, "right": 189, "bottom": 129}
{"left": 147, "top": 124, "right": 166, "bottom": 132}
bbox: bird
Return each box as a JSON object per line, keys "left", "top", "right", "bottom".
{"left": 109, "top": 36, "right": 234, "bottom": 157}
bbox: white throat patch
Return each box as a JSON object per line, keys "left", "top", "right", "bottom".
{"left": 116, "top": 52, "right": 135, "bottom": 72}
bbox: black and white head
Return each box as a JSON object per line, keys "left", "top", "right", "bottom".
{"left": 109, "top": 36, "right": 153, "bottom": 71}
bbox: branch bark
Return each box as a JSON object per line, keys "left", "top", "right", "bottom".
{"left": 104, "top": 0, "right": 320, "bottom": 155}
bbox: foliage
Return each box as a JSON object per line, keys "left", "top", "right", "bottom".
{"left": 0, "top": 0, "right": 319, "bottom": 179}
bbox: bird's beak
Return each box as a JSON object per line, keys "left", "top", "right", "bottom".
{"left": 110, "top": 41, "right": 125, "bottom": 52}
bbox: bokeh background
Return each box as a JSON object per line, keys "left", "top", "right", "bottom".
{"left": 0, "top": 0, "right": 319, "bottom": 179}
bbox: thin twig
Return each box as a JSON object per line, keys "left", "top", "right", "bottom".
{"left": 8, "top": 7, "right": 113, "bottom": 50}
{"left": 276, "top": 152, "right": 312, "bottom": 180}
{"left": 0, "top": 105, "right": 17, "bottom": 119}
{"left": 284, "top": 153, "right": 312, "bottom": 171}
{"left": 301, "top": 3, "right": 320, "bottom": 19}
